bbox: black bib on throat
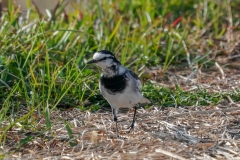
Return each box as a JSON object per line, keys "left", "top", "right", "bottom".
{"left": 100, "top": 73, "right": 128, "bottom": 94}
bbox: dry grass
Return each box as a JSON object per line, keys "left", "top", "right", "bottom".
{"left": 3, "top": 104, "right": 240, "bottom": 159}
{"left": 2, "top": 68, "right": 240, "bottom": 160}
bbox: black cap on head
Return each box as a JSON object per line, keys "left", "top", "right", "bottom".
{"left": 87, "top": 50, "right": 121, "bottom": 65}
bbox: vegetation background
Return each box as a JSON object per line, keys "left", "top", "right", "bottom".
{"left": 0, "top": 0, "right": 239, "bottom": 159}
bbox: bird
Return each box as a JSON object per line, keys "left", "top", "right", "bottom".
{"left": 87, "top": 50, "right": 150, "bottom": 137}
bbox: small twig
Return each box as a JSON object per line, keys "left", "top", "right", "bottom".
{"left": 167, "top": 71, "right": 190, "bottom": 83}
{"left": 227, "top": 96, "right": 235, "bottom": 104}
{"left": 197, "top": 64, "right": 202, "bottom": 85}
{"left": 215, "top": 62, "right": 225, "bottom": 80}
{"left": 228, "top": 54, "right": 240, "bottom": 60}
{"left": 182, "top": 40, "right": 192, "bottom": 68}
{"left": 159, "top": 106, "right": 240, "bottom": 119}
{"left": 160, "top": 121, "right": 201, "bottom": 145}
{"left": 216, "top": 149, "right": 234, "bottom": 160}
{"left": 155, "top": 148, "right": 187, "bottom": 160}
{"left": 186, "top": 68, "right": 198, "bottom": 83}
{"left": 217, "top": 146, "right": 239, "bottom": 155}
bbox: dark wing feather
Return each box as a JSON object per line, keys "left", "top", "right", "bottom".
{"left": 128, "top": 70, "right": 142, "bottom": 91}
{"left": 129, "top": 70, "right": 151, "bottom": 104}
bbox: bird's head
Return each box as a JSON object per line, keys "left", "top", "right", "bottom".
{"left": 87, "top": 50, "right": 121, "bottom": 74}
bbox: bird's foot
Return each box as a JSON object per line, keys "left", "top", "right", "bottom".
{"left": 127, "top": 123, "right": 135, "bottom": 133}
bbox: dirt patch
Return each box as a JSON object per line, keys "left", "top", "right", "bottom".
{"left": 3, "top": 102, "right": 240, "bottom": 159}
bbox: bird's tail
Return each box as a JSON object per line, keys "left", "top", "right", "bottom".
{"left": 140, "top": 97, "right": 151, "bottom": 104}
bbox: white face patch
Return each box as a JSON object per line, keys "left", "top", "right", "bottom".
{"left": 97, "top": 57, "right": 114, "bottom": 68}
{"left": 93, "top": 52, "right": 114, "bottom": 61}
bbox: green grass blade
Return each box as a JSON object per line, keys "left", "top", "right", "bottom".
{"left": 18, "top": 135, "right": 35, "bottom": 148}
{"left": 45, "top": 102, "right": 51, "bottom": 129}
{"left": 107, "top": 16, "right": 122, "bottom": 43}
{"left": 63, "top": 119, "right": 77, "bottom": 146}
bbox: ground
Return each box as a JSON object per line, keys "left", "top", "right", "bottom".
{"left": 2, "top": 67, "right": 240, "bottom": 160}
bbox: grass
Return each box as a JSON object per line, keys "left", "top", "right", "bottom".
{"left": 0, "top": 0, "right": 240, "bottom": 153}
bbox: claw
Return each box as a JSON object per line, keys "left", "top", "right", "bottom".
{"left": 127, "top": 121, "right": 135, "bottom": 133}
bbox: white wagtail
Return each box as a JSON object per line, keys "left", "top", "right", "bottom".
{"left": 87, "top": 50, "right": 150, "bottom": 136}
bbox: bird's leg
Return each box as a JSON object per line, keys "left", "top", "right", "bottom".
{"left": 112, "top": 108, "right": 119, "bottom": 137}
{"left": 128, "top": 104, "right": 138, "bottom": 133}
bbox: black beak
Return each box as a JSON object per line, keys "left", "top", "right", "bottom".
{"left": 87, "top": 59, "right": 97, "bottom": 64}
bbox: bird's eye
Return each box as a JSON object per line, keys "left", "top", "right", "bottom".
{"left": 99, "top": 57, "right": 109, "bottom": 62}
